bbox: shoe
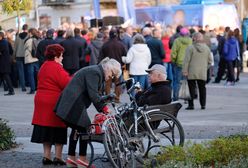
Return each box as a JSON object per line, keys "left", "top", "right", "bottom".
{"left": 212, "top": 81, "right": 220, "bottom": 84}
{"left": 77, "top": 159, "right": 96, "bottom": 168}
{"left": 53, "top": 157, "right": 66, "bottom": 165}
{"left": 235, "top": 78, "right": 239, "bottom": 82}
{"left": 185, "top": 106, "right": 194, "bottom": 110}
{"left": 66, "top": 158, "right": 78, "bottom": 168}
{"left": 27, "top": 91, "right": 35, "bottom": 94}
{"left": 22, "top": 88, "right": 26, "bottom": 92}
{"left": 42, "top": 157, "right": 53, "bottom": 165}
{"left": 201, "top": 106, "right": 205, "bottom": 110}
{"left": 224, "top": 81, "right": 235, "bottom": 86}
{"left": 4, "top": 92, "right": 15, "bottom": 96}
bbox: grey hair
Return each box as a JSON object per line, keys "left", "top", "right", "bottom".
{"left": 65, "top": 28, "right": 74, "bottom": 38}
{"left": 101, "top": 57, "right": 122, "bottom": 78}
{"left": 152, "top": 69, "right": 167, "bottom": 81}
{"left": 132, "top": 33, "right": 145, "bottom": 44}
{"left": 99, "top": 57, "right": 110, "bottom": 65}
{"left": 142, "top": 27, "right": 151, "bottom": 36}
{"left": 192, "top": 32, "right": 204, "bottom": 43}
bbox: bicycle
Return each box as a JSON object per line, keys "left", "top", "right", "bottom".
{"left": 102, "top": 78, "right": 185, "bottom": 167}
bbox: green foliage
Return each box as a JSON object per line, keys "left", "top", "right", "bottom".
{"left": 0, "top": 118, "right": 16, "bottom": 151}
{"left": 1, "top": 0, "right": 32, "bottom": 14}
{"left": 150, "top": 135, "right": 248, "bottom": 168}
{"left": 156, "top": 146, "right": 187, "bottom": 164}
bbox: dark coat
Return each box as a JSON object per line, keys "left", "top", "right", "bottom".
{"left": 135, "top": 81, "right": 172, "bottom": 106}
{"left": 60, "top": 37, "right": 84, "bottom": 71}
{"left": 87, "top": 39, "right": 103, "bottom": 65}
{"left": 36, "top": 38, "right": 57, "bottom": 66}
{"left": 54, "top": 37, "right": 65, "bottom": 44}
{"left": 98, "top": 38, "right": 126, "bottom": 65}
{"left": 146, "top": 37, "right": 165, "bottom": 67}
{"left": 217, "top": 34, "right": 226, "bottom": 57}
{"left": 169, "top": 33, "right": 180, "bottom": 49}
{"left": 0, "top": 39, "right": 13, "bottom": 73}
{"left": 121, "top": 33, "right": 132, "bottom": 50}
{"left": 74, "top": 35, "right": 88, "bottom": 61}
{"left": 54, "top": 65, "right": 106, "bottom": 128}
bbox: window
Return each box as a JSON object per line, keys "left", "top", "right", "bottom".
{"left": 60, "top": 16, "right": 71, "bottom": 25}
{"left": 39, "top": 15, "right": 51, "bottom": 29}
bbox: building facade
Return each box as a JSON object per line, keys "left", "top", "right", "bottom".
{"left": 1, "top": 0, "right": 248, "bottom": 30}
{"left": 37, "top": 0, "right": 91, "bottom": 29}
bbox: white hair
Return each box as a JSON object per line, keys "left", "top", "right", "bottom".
{"left": 101, "top": 57, "right": 122, "bottom": 78}
{"left": 152, "top": 70, "right": 167, "bottom": 81}
{"left": 142, "top": 27, "right": 151, "bottom": 36}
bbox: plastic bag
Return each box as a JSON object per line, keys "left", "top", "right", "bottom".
{"left": 179, "top": 80, "right": 191, "bottom": 100}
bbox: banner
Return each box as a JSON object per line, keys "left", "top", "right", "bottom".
{"left": 93, "top": 0, "right": 101, "bottom": 18}
{"left": 116, "top": 0, "right": 135, "bottom": 23}
{"left": 181, "top": 0, "right": 224, "bottom": 5}
{"left": 135, "top": 4, "right": 239, "bottom": 30}
{"left": 135, "top": 5, "right": 203, "bottom": 27}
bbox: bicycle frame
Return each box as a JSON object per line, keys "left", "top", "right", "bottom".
{"left": 111, "top": 79, "right": 161, "bottom": 144}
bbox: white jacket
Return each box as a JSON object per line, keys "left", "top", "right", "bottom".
{"left": 122, "top": 44, "right": 151, "bottom": 75}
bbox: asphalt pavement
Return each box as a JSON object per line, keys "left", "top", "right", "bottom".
{"left": 0, "top": 71, "right": 248, "bottom": 168}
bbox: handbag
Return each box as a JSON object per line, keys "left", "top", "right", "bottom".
{"left": 179, "top": 80, "right": 191, "bottom": 100}
{"left": 123, "top": 64, "right": 130, "bottom": 80}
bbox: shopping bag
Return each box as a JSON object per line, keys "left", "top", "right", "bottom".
{"left": 179, "top": 80, "right": 191, "bottom": 100}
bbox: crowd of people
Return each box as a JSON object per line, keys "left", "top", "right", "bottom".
{"left": 0, "top": 22, "right": 246, "bottom": 167}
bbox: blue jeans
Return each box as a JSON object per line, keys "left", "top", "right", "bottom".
{"left": 172, "top": 64, "right": 182, "bottom": 101}
{"left": 130, "top": 75, "right": 149, "bottom": 96}
{"left": 16, "top": 57, "right": 26, "bottom": 89}
{"left": 26, "top": 62, "right": 39, "bottom": 92}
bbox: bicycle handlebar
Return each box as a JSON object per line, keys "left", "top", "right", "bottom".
{"left": 100, "top": 93, "right": 116, "bottom": 102}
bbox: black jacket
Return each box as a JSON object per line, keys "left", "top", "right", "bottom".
{"left": 217, "top": 34, "right": 226, "bottom": 57}
{"left": 0, "top": 39, "right": 13, "bottom": 73}
{"left": 135, "top": 81, "right": 171, "bottom": 106}
{"left": 74, "top": 35, "right": 88, "bottom": 61}
{"left": 146, "top": 36, "right": 165, "bottom": 67}
{"left": 99, "top": 38, "right": 126, "bottom": 65}
{"left": 60, "top": 37, "right": 84, "bottom": 71}
{"left": 36, "top": 38, "right": 57, "bottom": 66}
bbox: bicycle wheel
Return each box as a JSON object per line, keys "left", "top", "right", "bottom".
{"left": 129, "top": 111, "right": 185, "bottom": 158}
{"left": 102, "top": 117, "right": 135, "bottom": 168}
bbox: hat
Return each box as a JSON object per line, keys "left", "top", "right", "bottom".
{"left": 46, "top": 29, "right": 55, "bottom": 38}
{"left": 146, "top": 64, "right": 166, "bottom": 75}
{"left": 96, "top": 32, "right": 104, "bottom": 40}
{"left": 180, "top": 27, "right": 189, "bottom": 36}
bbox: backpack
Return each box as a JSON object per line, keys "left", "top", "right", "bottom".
{"left": 24, "top": 37, "right": 41, "bottom": 58}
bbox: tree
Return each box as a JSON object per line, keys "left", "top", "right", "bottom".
{"left": 1, "top": 0, "right": 32, "bottom": 32}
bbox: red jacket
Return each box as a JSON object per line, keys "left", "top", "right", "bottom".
{"left": 162, "top": 36, "right": 171, "bottom": 63}
{"left": 32, "top": 61, "right": 71, "bottom": 127}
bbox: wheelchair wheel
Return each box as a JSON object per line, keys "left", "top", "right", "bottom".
{"left": 102, "top": 117, "right": 135, "bottom": 168}
{"left": 129, "top": 111, "right": 185, "bottom": 158}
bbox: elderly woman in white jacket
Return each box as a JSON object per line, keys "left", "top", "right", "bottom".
{"left": 122, "top": 33, "right": 151, "bottom": 92}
